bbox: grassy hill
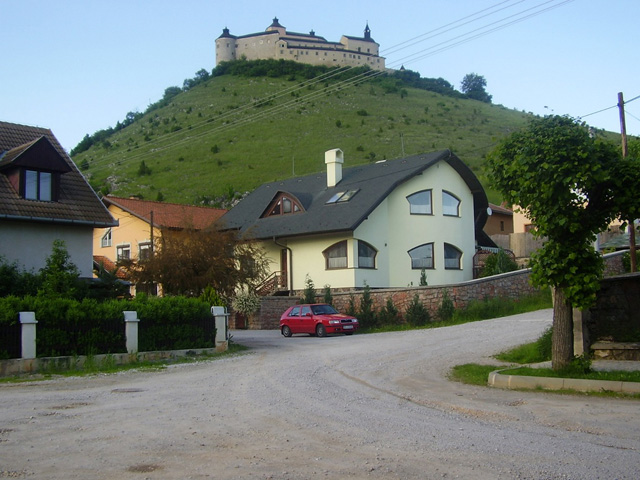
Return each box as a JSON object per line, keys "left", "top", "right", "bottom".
{"left": 73, "top": 63, "right": 536, "bottom": 206}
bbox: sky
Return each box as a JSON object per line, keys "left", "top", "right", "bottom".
{"left": 3, "top": 0, "right": 639, "bottom": 153}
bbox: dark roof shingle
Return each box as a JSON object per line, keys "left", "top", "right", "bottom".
{"left": 0, "top": 121, "right": 116, "bottom": 227}
{"left": 220, "top": 150, "right": 489, "bottom": 241}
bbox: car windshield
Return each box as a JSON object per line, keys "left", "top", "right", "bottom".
{"left": 311, "top": 304, "right": 338, "bottom": 315}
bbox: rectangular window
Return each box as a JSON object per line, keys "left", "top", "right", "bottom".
{"left": 24, "top": 170, "right": 52, "bottom": 201}
{"left": 101, "top": 229, "right": 112, "bottom": 248}
{"left": 139, "top": 242, "right": 152, "bottom": 261}
{"left": 117, "top": 244, "right": 131, "bottom": 261}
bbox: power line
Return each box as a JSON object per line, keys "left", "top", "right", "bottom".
{"left": 85, "top": 0, "right": 574, "bottom": 176}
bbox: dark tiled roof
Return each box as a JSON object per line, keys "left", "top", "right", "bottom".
{"left": 0, "top": 121, "right": 117, "bottom": 227}
{"left": 103, "top": 196, "right": 226, "bottom": 230}
{"left": 220, "top": 150, "right": 490, "bottom": 242}
{"left": 488, "top": 203, "right": 513, "bottom": 216}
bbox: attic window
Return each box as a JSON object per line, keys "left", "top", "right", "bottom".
{"left": 25, "top": 170, "right": 52, "bottom": 201}
{"left": 263, "top": 193, "right": 303, "bottom": 218}
{"left": 326, "top": 189, "right": 359, "bottom": 204}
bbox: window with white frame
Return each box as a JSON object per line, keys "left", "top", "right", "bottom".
{"left": 138, "top": 242, "right": 152, "bottom": 261}
{"left": 357, "top": 241, "right": 377, "bottom": 269}
{"left": 442, "top": 191, "right": 461, "bottom": 217}
{"left": 444, "top": 243, "right": 462, "bottom": 269}
{"left": 407, "top": 190, "right": 432, "bottom": 215}
{"left": 323, "top": 240, "right": 348, "bottom": 269}
{"left": 408, "top": 243, "right": 434, "bottom": 269}
{"left": 101, "top": 229, "right": 112, "bottom": 248}
{"left": 116, "top": 244, "right": 131, "bottom": 261}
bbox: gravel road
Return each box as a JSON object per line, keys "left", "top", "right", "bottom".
{"left": 1, "top": 308, "right": 638, "bottom": 479}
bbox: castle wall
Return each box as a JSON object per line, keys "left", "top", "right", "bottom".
{"left": 216, "top": 20, "right": 385, "bottom": 71}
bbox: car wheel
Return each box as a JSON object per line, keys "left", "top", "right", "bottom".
{"left": 316, "top": 324, "right": 326, "bottom": 337}
{"left": 282, "top": 325, "right": 292, "bottom": 337}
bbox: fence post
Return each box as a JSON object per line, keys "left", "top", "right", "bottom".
{"left": 123, "top": 311, "right": 140, "bottom": 354}
{"left": 211, "top": 306, "right": 229, "bottom": 349}
{"left": 19, "top": 312, "right": 37, "bottom": 359}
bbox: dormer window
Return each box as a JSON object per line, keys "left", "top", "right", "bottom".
{"left": 25, "top": 170, "right": 52, "bottom": 201}
{"left": 262, "top": 192, "right": 303, "bottom": 218}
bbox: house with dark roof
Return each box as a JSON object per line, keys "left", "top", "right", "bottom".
{"left": 94, "top": 196, "right": 226, "bottom": 295}
{"left": 0, "top": 121, "right": 117, "bottom": 277}
{"left": 220, "top": 148, "right": 494, "bottom": 293}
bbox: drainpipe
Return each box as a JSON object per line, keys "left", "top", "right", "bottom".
{"left": 273, "top": 237, "right": 293, "bottom": 292}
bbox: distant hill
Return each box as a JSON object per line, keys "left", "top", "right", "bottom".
{"left": 72, "top": 61, "right": 538, "bottom": 207}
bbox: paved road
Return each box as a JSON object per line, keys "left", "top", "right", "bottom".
{"left": 0, "top": 309, "right": 638, "bottom": 479}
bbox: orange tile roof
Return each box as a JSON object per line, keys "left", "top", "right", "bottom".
{"left": 104, "top": 196, "right": 226, "bottom": 230}
{"left": 93, "top": 255, "right": 127, "bottom": 279}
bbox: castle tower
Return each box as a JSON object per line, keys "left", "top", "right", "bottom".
{"left": 216, "top": 27, "right": 237, "bottom": 64}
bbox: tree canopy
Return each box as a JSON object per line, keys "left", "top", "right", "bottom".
{"left": 487, "top": 115, "right": 640, "bottom": 369}
{"left": 121, "top": 228, "right": 269, "bottom": 299}
{"left": 460, "top": 73, "right": 492, "bottom": 103}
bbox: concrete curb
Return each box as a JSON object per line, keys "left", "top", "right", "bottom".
{"left": 488, "top": 367, "right": 640, "bottom": 394}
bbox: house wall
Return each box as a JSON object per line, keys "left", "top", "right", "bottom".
{"left": 0, "top": 220, "right": 94, "bottom": 277}
{"left": 258, "top": 160, "right": 479, "bottom": 290}
{"left": 93, "top": 205, "right": 161, "bottom": 263}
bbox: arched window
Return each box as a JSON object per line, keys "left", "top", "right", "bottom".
{"left": 262, "top": 192, "right": 303, "bottom": 218}
{"left": 323, "top": 241, "right": 347, "bottom": 269}
{"left": 357, "top": 241, "right": 377, "bottom": 269}
{"left": 407, "top": 190, "right": 432, "bottom": 215}
{"left": 442, "top": 191, "right": 460, "bottom": 217}
{"left": 408, "top": 243, "right": 434, "bottom": 269}
{"left": 444, "top": 243, "right": 462, "bottom": 269}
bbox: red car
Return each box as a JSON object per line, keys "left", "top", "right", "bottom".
{"left": 280, "top": 303, "right": 359, "bottom": 337}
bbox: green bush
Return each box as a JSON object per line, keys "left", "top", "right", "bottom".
{"left": 481, "top": 249, "right": 518, "bottom": 277}
{"left": 358, "top": 282, "right": 377, "bottom": 328}
{"left": 378, "top": 297, "right": 400, "bottom": 325}
{"left": 404, "top": 294, "right": 431, "bottom": 326}
{"left": 437, "top": 289, "right": 455, "bottom": 321}
{"left": 302, "top": 275, "right": 316, "bottom": 304}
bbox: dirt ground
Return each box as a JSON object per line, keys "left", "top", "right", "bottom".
{"left": 1, "top": 309, "right": 638, "bottom": 479}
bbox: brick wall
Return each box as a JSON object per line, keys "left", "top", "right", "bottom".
{"left": 252, "top": 252, "right": 627, "bottom": 330}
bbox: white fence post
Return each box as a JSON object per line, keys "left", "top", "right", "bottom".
{"left": 211, "top": 306, "right": 229, "bottom": 349}
{"left": 123, "top": 311, "right": 140, "bottom": 354}
{"left": 19, "top": 312, "right": 38, "bottom": 360}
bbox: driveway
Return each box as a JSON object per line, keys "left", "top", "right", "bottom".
{"left": 0, "top": 309, "right": 638, "bottom": 479}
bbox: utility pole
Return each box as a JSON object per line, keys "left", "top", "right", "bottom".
{"left": 150, "top": 210, "right": 154, "bottom": 255}
{"left": 618, "top": 92, "right": 636, "bottom": 271}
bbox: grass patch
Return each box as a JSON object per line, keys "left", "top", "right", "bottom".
{"left": 499, "top": 366, "right": 640, "bottom": 383}
{"left": 0, "top": 342, "right": 249, "bottom": 383}
{"left": 449, "top": 363, "right": 502, "bottom": 386}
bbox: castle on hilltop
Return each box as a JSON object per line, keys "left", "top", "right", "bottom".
{"left": 216, "top": 17, "right": 386, "bottom": 71}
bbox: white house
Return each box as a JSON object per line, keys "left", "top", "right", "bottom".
{"left": 0, "top": 121, "right": 117, "bottom": 277}
{"left": 220, "top": 149, "right": 494, "bottom": 292}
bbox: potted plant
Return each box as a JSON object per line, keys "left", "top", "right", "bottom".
{"left": 231, "top": 290, "right": 261, "bottom": 329}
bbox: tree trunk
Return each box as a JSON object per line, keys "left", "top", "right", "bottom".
{"left": 552, "top": 287, "right": 574, "bottom": 370}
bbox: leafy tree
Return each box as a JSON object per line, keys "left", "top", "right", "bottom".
{"left": 137, "top": 160, "right": 152, "bottom": 176}
{"left": 460, "top": 73, "right": 492, "bottom": 103}
{"left": 487, "top": 115, "right": 640, "bottom": 369}
{"left": 121, "top": 228, "right": 269, "bottom": 298}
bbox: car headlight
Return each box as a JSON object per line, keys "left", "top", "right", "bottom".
{"left": 329, "top": 320, "right": 340, "bottom": 325}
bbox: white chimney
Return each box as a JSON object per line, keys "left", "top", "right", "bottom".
{"left": 325, "top": 148, "right": 344, "bottom": 187}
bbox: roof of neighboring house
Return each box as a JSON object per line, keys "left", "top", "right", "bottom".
{"left": 0, "top": 121, "right": 117, "bottom": 227}
{"left": 220, "top": 150, "right": 492, "bottom": 244}
{"left": 93, "top": 255, "right": 127, "bottom": 279}
{"left": 103, "top": 196, "right": 226, "bottom": 230}
{"left": 488, "top": 203, "right": 513, "bottom": 216}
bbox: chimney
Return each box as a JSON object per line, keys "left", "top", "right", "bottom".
{"left": 325, "top": 148, "right": 344, "bottom": 187}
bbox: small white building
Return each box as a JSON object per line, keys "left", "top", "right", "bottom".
{"left": 220, "top": 149, "right": 494, "bottom": 292}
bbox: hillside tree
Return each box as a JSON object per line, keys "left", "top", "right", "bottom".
{"left": 460, "top": 73, "right": 492, "bottom": 103}
{"left": 487, "top": 115, "right": 640, "bottom": 369}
